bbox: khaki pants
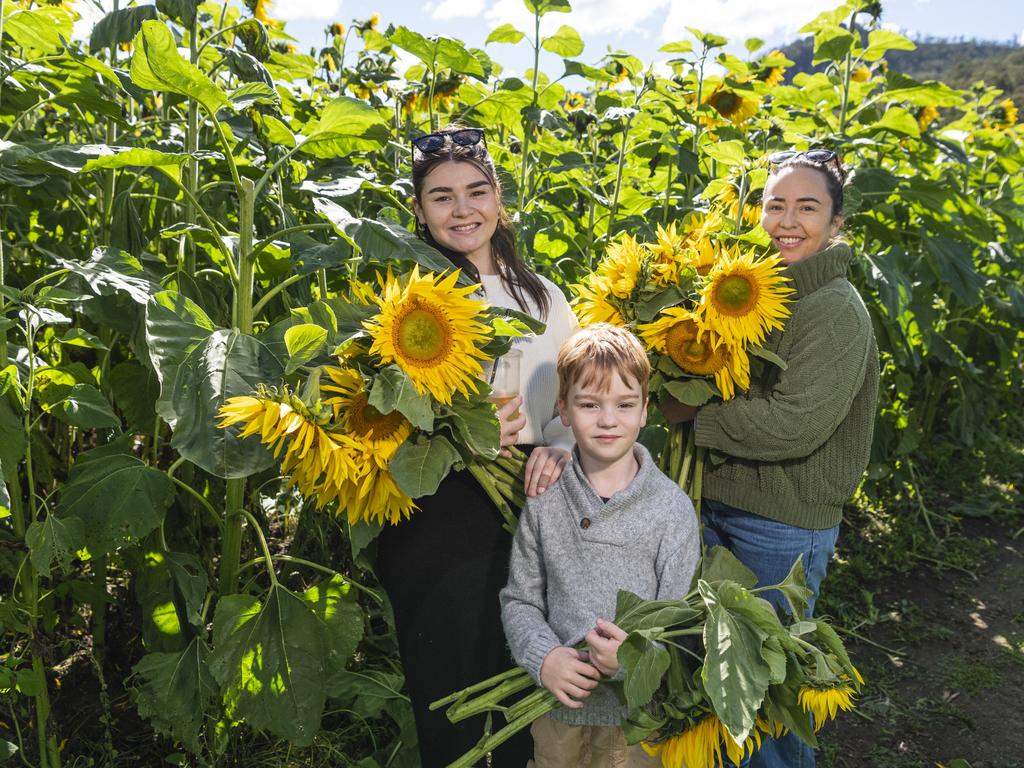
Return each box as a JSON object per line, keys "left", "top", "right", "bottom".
{"left": 528, "top": 715, "right": 662, "bottom": 768}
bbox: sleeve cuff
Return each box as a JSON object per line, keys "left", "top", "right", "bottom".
{"left": 523, "top": 636, "right": 562, "bottom": 686}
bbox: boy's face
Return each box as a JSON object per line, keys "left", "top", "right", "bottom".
{"left": 559, "top": 369, "right": 648, "bottom": 470}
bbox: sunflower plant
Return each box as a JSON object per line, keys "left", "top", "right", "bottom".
{"left": 433, "top": 546, "right": 862, "bottom": 768}
{"left": 572, "top": 213, "right": 793, "bottom": 503}
{"left": 218, "top": 264, "right": 543, "bottom": 531}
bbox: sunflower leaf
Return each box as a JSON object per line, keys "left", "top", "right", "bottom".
{"left": 747, "top": 345, "right": 787, "bottom": 370}
{"left": 618, "top": 631, "right": 671, "bottom": 709}
{"left": 368, "top": 365, "right": 435, "bottom": 431}
{"left": 210, "top": 585, "right": 328, "bottom": 746}
{"left": 389, "top": 434, "right": 460, "bottom": 498}
{"left": 663, "top": 378, "right": 715, "bottom": 407}
{"left": 134, "top": 638, "right": 218, "bottom": 753}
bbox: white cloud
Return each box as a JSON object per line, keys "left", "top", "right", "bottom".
{"left": 430, "top": 0, "right": 486, "bottom": 20}
{"left": 272, "top": 0, "right": 343, "bottom": 21}
{"left": 661, "top": 0, "right": 839, "bottom": 45}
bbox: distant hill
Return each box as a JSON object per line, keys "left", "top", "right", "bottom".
{"left": 781, "top": 36, "right": 1024, "bottom": 106}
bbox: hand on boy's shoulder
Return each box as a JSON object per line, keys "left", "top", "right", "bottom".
{"left": 524, "top": 446, "right": 571, "bottom": 497}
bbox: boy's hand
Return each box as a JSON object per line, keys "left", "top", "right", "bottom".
{"left": 585, "top": 619, "right": 628, "bottom": 677}
{"left": 524, "top": 446, "right": 570, "bottom": 496}
{"left": 539, "top": 646, "right": 601, "bottom": 709}
{"left": 497, "top": 395, "right": 527, "bottom": 458}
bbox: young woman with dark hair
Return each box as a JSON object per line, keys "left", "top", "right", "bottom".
{"left": 374, "top": 125, "right": 577, "bottom": 767}
{"left": 663, "top": 149, "right": 880, "bottom": 768}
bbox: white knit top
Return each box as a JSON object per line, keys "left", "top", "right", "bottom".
{"left": 477, "top": 273, "right": 577, "bottom": 452}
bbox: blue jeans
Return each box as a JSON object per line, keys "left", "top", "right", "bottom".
{"left": 701, "top": 498, "right": 840, "bottom": 768}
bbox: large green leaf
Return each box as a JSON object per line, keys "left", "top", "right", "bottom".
{"left": 862, "top": 29, "right": 916, "bottom": 61}
{"left": 56, "top": 447, "right": 175, "bottom": 557}
{"left": 618, "top": 631, "right": 671, "bottom": 709}
{"left": 302, "top": 576, "right": 364, "bottom": 677}
{"left": 133, "top": 638, "right": 218, "bottom": 753}
{"left": 312, "top": 198, "right": 464, "bottom": 279}
{"left": 389, "top": 27, "right": 485, "bottom": 78}
{"left": 82, "top": 147, "right": 189, "bottom": 184}
{"left": 0, "top": 399, "right": 26, "bottom": 483}
{"left": 144, "top": 290, "right": 217, "bottom": 423}
{"left": 169, "top": 329, "right": 283, "bottom": 478}
{"left": 44, "top": 384, "right": 120, "bottom": 429}
{"left": 368, "top": 365, "right": 435, "bottom": 432}
{"left": 298, "top": 97, "right": 390, "bottom": 158}
{"left": 284, "top": 323, "right": 328, "bottom": 375}
{"left": 446, "top": 392, "right": 500, "bottom": 460}
{"left": 130, "top": 20, "right": 229, "bottom": 115}
{"left": 523, "top": 0, "right": 572, "bottom": 16}
{"left": 925, "top": 236, "right": 984, "bottom": 307}
{"left": 486, "top": 24, "right": 526, "bottom": 45}
{"left": 109, "top": 361, "right": 161, "bottom": 433}
{"left": 155, "top": 0, "right": 200, "bottom": 26}
{"left": 700, "top": 580, "right": 771, "bottom": 744}
{"left": 90, "top": 5, "right": 159, "bottom": 53}
{"left": 210, "top": 586, "right": 329, "bottom": 746}
{"left": 3, "top": 6, "right": 73, "bottom": 54}
{"left": 389, "top": 434, "right": 460, "bottom": 498}
{"left": 774, "top": 555, "right": 813, "bottom": 619}
{"left": 614, "top": 590, "right": 702, "bottom": 633}
{"left": 25, "top": 514, "right": 85, "bottom": 579}
{"left": 541, "top": 26, "right": 584, "bottom": 57}
{"left": 699, "top": 545, "right": 758, "bottom": 588}
{"left": 136, "top": 550, "right": 209, "bottom": 651}
{"left": 58, "top": 248, "right": 157, "bottom": 305}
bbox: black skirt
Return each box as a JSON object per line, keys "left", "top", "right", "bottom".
{"left": 375, "top": 463, "right": 533, "bottom": 768}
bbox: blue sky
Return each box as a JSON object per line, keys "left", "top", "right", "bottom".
{"left": 75, "top": 1, "right": 1023, "bottom": 79}
{"left": 269, "top": 0, "right": 1024, "bottom": 75}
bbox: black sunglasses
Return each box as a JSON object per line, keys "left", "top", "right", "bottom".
{"left": 411, "top": 128, "right": 485, "bottom": 153}
{"left": 766, "top": 149, "right": 839, "bottom": 167}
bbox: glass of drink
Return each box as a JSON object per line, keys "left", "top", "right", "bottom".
{"left": 486, "top": 349, "right": 522, "bottom": 419}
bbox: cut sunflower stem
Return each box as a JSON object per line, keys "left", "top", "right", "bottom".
{"left": 468, "top": 462, "right": 519, "bottom": 533}
{"left": 429, "top": 667, "right": 530, "bottom": 711}
{"left": 443, "top": 675, "right": 536, "bottom": 722}
{"left": 445, "top": 693, "right": 561, "bottom": 768}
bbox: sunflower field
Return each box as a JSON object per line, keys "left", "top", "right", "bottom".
{"left": 0, "top": 0, "right": 1021, "bottom": 765}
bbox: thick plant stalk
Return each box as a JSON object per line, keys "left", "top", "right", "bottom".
{"left": 467, "top": 447, "right": 529, "bottom": 533}
{"left": 431, "top": 668, "right": 559, "bottom": 768}
{"left": 220, "top": 177, "right": 257, "bottom": 594}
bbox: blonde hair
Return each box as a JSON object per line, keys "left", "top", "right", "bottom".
{"left": 557, "top": 323, "right": 650, "bottom": 402}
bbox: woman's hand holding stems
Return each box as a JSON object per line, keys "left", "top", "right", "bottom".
{"left": 496, "top": 395, "right": 571, "bottom": 497}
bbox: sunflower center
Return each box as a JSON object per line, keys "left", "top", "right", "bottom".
{"left": 348, "top": 393, "right": 408, "bottom": 443}
{"left": 713, "top": 274, "right": 759, "bottom": 316}
{"left": 394, "top": 301, "right": 453, "bottom": 366}
{"left": 664, "top": 319, "right": 729, "bottom": 375}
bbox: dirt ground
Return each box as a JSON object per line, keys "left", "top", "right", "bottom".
{"left": 817, "top": 517, "right": 1024, "bottom": 768}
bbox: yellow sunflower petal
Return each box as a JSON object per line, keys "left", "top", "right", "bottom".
{"left": 699, "top": 247, "right": 793, "bottom": 347}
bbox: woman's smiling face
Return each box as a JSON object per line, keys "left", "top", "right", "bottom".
{"left": 414, "top": 160, "right": 499, "bottom": 272}
{"left": 761, "top": 165, "right": 843, "bottom": 264}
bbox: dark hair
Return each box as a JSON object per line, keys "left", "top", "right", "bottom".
{"left": 411, "top": 124, "right": 551, "bottom": 320}
{"left": 768, "top": 155, "right": 846, "bottom": 220}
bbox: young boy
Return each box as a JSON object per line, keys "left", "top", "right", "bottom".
{"left": 500, "top": 323, "right": 700, "bottom": 767}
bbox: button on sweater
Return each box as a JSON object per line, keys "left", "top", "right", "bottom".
{"left": 694, "top": 242, "right": 880, "bottom": 530}
{"left": 500, "top": 443, "right": 700, "bottom": 726}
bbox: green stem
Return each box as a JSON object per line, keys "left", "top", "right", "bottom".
{"left": 837, "top": 11, "right": 858, "bottom": 135}
{"left": 429, "top": 667, "right": 528, "bottom": 711}
{"left": 468, "top": 462, "right": 518, "bottom": 533}
{"left": 677, "top": 425, "right": 696, "bottom": 495}
{"left": 237, "top": 554, "right": 383, "bottom": 604}
{"left": 517, "top": 10, "right": 542, "bottom": 213}
{"left": 252, "top": 272, "right": 307, "bottom": 319}
{"left": 169, "top": 475, "right": 224, "bottom": 531}
{"left": 250, "top": 222, "right": 336, "bottom": 259}
{"left": 691, "top": 445, "right": 705, "bottom": 512}
{"left": 607, "top": 113, "right": 636, "bottom": 235}
{"left": 446, "top": 693, "right": 560, "bottom": 768}
{"left": 239, "top": 508, "right": 277, "bottom": 587}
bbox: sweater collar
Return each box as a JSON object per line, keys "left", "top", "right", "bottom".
{"left": 783, "top": 241, "right": 851, "bottom": 298}
{"left": 566, "top": 443, "right": 656, "bottom": 519}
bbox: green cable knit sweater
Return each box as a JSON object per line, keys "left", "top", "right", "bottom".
{"left": 694, "top": 242, "right": 879, "bottom": 530}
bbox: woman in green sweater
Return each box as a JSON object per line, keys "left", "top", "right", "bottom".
{"left": 666, "top": 149, "right": 879, "bottom": 768}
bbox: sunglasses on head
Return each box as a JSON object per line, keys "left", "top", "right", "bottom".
{"left": 411, "top": 128, "right": 485, "bottom": 153}
{"left": 766, "top": 149, "right": 839, "bottom": 167}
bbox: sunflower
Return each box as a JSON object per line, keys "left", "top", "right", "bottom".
{"left": 991, "top": 98, "right": 1018, "bottom": 130}
{"left": 247, "top": 0, "right": 274, "bottom": 24}
{"left": 917, "top": 105, "right": 939, "bottom": 131}
{"left": 680, "top": 238, "right": 721, "bottom": 276}
{"left": 698, "top": 248, "right": 793, "bottom": 347}
{"left": 564, "top": 92, "right": 586, "bottom": 111}
{"left": 638, "top": 309, "right": 750, "bottom": 399}
{"left": 572, "top": 274, "right": 625, "bottom": 327}
{"left": 596, "top": 234, "right": 645, "bottom": 299}
{"left": 716, "top": 181, "right": 762, "bottom": 230}
{"left": 703, "top": 84, "right": 762, "bottom": 126}
{"left": 850, "top": 65, "right": 871, "bottom": 83}
{"left": 343, "top": 459, "right": 417, "bottom": 526}
{"left": 218, "top": 393, "right": 361, "bottom": 506}
{"left": 322, "top": 364, "right": 413, "bottom": 460}
{"left": 329, "top": 22, "right": 345, "bottom": 36}
{"left": 798, "top": 682, "right": 856, "bottom": 731}
{"left": 681, "top": 209, "right": 724, "bottom": 245}
{"left": 642, "top": 714, "right": 762, "bottom": 768}
{"left": 364, "top": 267, "right": 491, "bottom": 406}
{"left": 648, "top": 223, "right": 689, "bottom": 286}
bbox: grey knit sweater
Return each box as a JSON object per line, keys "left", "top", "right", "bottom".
{"left": 500, "top": 443, "right": 700, "bottom": 726}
